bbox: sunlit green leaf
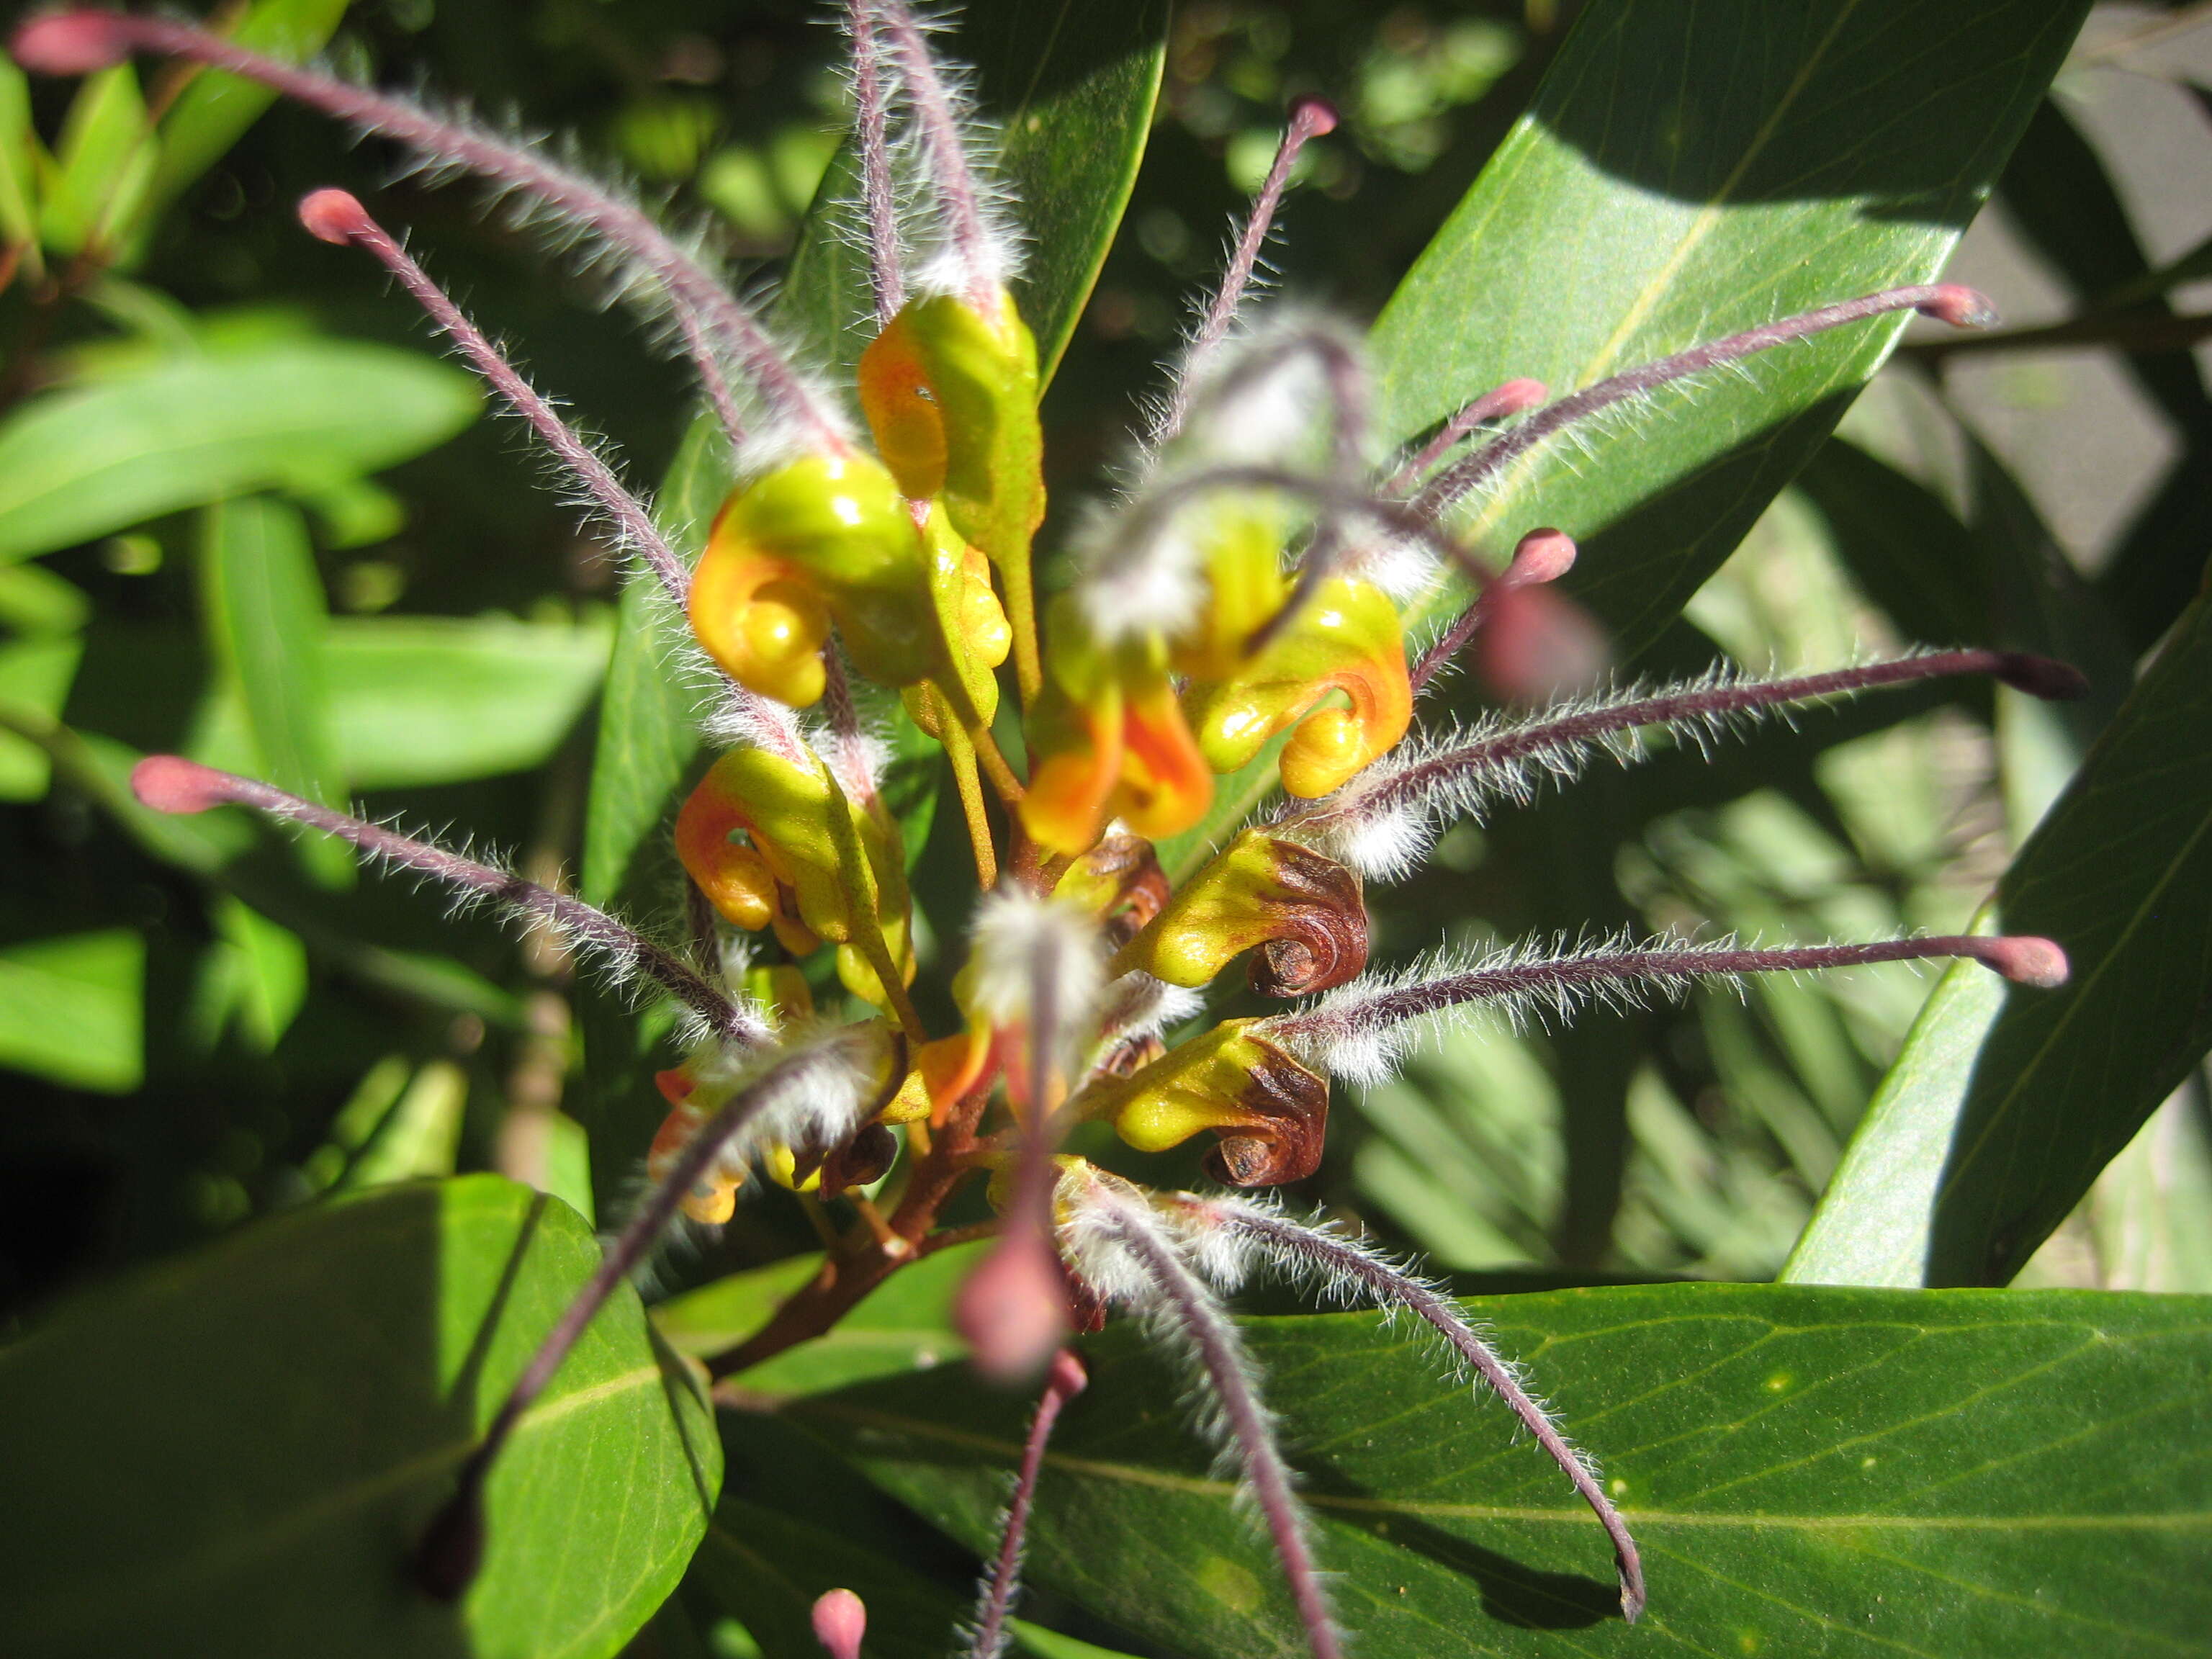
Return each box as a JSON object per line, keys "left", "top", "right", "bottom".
{"left": 0, "top": 927, "right": 143, "bottom": 1092}
{"left": 0, "top": 1175, "right": 719, "bottom": 1659}
{"left": 810, "top": 1285, "right": 2212, "bottom": 1658}
{"left": 0, "top": 633, "right": 82, "bottom": 800}
{"left": 1174, "top": 0, "right": 2092, "bottom": 864}
{"left": 0, "top": 339, "right": 478, "bottom": 565}
{"left": 37, "top": 64, "right": 154, "bottom": 258}
{"left": 198, "top": 494, "right": 348, "bottom": 884}
{"left": 1789, "top": 572, "right": 2212, "bottom": 1287}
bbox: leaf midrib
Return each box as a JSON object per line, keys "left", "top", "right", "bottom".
{"left": 804, "top": 1401, "right": 2211, "bottom": 1531}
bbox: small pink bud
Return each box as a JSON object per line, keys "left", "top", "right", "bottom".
{"left": 1917, "top": 284, "right": 1998, "bottom": 330}
{"left": 811, "top": 1589, "right": 866, "bottom": 1659}
{"left": 298, "top": 189, "right": 375, "bottom": 247}
{"left": 1982, "top": 936, "right": 2069, "bottom": 989}
{"left": 1503, "top": 526, "right": 1577, "bottom": 588}
{"left": 1486, "top": 377, "right": 1549, "bottom": 419}
{"left": 1990, "top": 652, "right": 2088, "bottom": 702}
{"left": 9, "top": 9, "right": 133, "bottom": 74}
{"left": 131, "top": 756, "right": 238, "bottom": 816}
{"left": 1475, "top": 583, "right": 1609, "bottom": 706}
{"left": 956, "top": 1231, "right": 1071, "bottom": 1384}
{"left": 1046, "top": 1347, "right": 1089, "bottom": 1400}
{"left": 1289, "top": 95, "right": 1338, "bottom": 138}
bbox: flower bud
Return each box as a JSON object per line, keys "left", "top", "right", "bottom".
{"left": 675, "top": 750, "right": 914, "bottom": 1008}
{"left": 1082, "top": 1020, "right": 1331, "bottom": 1186}
{"left": 1182, "top": 575, "right": 1413, "bottom": 799}
{"left": 811, "top": 1589, "right": 867, "bottom": 1659}
{"left": 956, "top": 1228, "right": 1071, "bottom": 1382}
{"left": 689, "top": 452, "right": 938, "bottom": 706}
{"left": 858, "top": 289, "right": 1045, "bottom": 573}
{"left": 1022, "top": 598, "right": 1213, "bottom": 855}
{"left": 1112, "top": 829, "right": 1367, "bottom": 996}
{"left": 1473, "top": 580, "right": 1609, "bottom": 706}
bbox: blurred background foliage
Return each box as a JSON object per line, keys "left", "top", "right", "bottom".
{"left": 2, "top": 0, "right": 2208, "bottom": 1340}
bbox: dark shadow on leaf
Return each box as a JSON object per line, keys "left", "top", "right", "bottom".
{"left": 1529, "top": 1, "right": 2088, "bottom": 225}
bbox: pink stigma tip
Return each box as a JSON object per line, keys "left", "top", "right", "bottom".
{"left": 956, "top": 1231, "right": 1071, "bottom": 1384}
{"left": 1289, "top": 95, "right": 1338, "bottom": 138}
{"left": 811, "top": 1589, "right": 867, "bottom": 1659}
{"left": 1983, "top": 936, "right": 2069, "bottom": 989}
{"left": 1046, "top": 1347, "right": 1089, "bottom": 1399}
{"left": 298, "top": 189, "right": 374, "bottom": 246}
{"left": 1919, "top": 284, "right": 1999, "bottom": 330}
{"left": 1505, "top": 526, "right": 1577, "bottom": 588}
{"left": 10, "top": 10, "right": 133, "bottom": 74}
{"left": 1492, "top": 377, "right": 1549, "bottom": 416}
{"left": 130, "top": 756, "right": 237, "bottom": 817}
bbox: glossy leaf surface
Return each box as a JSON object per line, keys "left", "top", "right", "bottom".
{"left": 808, "top": 1283, "right": 2212, "bottom": 1657}
{"left": 0, "top": 1175, "right": 720, "bottom": 1659}
{"left": 1166, "top": 0, "right": 2092, "bottom": 871}
{"left": 0, "top": 341, "right": 478, "bottom": 564}
{"left": 1789, "top": 572, "right": 2212, "bottom": 1287}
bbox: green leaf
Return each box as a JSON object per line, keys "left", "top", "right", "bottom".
{"left": 0, "top": 1175, "right": 720, "bottom": 1659}
{"left": 655, "top": 1239, "right": 986, "bottom": 1396}
{"left": 211, "top": 890, "right": 309, "bottom": 1050}
{"left": 198, "top": 494, "right": 347, "bottom": 884}
{"left": 0, "top": 927, "right": 143, "bottom": 1092}
{"left": 806, "top": 1284, "right": 2212, "bottom": 1658}
{"left": 323, "top": 613, "right": 612, "bottom": 789}
{"left": 1174, "top": 0, "right": 2092, "bottom": 866}
{"left": 36, "top": 64, "right": 155, "bottom": 259}
{"left": 0, "top": 338, "right": 478, "bottom": 565}
{"left": 0, "top": 60, "right": 46, "bottom": 267}
{"left": 194, "top": 611, "right": 615, "bottom": 790}
{"left": 0, "top": 632, "right": 83, "bottom": 800}
{"left": 1372, "top": 1, "right": 2091, "bottom": 649}
{"left": 336, "top": 1057, "right": 468, "bottom": 1188}
{"left": 1789, "top": 570, "right": 2212, "bottom": 1287}
{"left": 145, "top": 0, "right": 354, "bottom": 221}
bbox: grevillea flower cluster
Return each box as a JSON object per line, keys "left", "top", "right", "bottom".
{"left": 11, "top": 6, "right": 2083, "bottom": 1653}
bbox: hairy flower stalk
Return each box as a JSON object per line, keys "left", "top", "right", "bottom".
{"left": 128, "top": 756, "right": 767, "bottom": 1047}
{"left": 413, "top": 1023, "right": 902, "bottom": 1600}
{"left": 1416, "top": 284, "right": 2000, "bottom": 518}
{"left": 1269, "top": 934, "right": 2069, "bottom": 1087}
{"left": 1305, "top": 648, "right": 2090, "bottom": 878}
{"left": 1159, "top": 96, "right": 1338, "bottom": 444}
{"left": 967, "top": 1349, "right": 1088, "bottom": 1659}
{"left": 1382, "top": 377, "right": 1549, "bottom": 498}
{"left": 20, "top": 7, "right": 2095, "bottom": 1636}
{"left": 297, "top": 189, "right": 691, "bottom": 603}
{"left": 1066, "top": 1171, "right": 1344, "bottom": 1659}
{"left": 845, "top": 0, "right": 906, "bottom": 329}
{"left": 9, "top": 8, "right": 841, "bottom": 454}
{"left": 1170, "top": 1193, "right": 1646, "bottom": 1621}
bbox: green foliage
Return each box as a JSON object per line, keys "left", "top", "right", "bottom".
{"left": 805, "top": 1287, "right": 2212, "bottom": 1658}
{"left": 4, "top": 1, "right": 2210, "bottom": 1657}
{"left": 0, "top": 1176, "right": 719, "bottom": 1659}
